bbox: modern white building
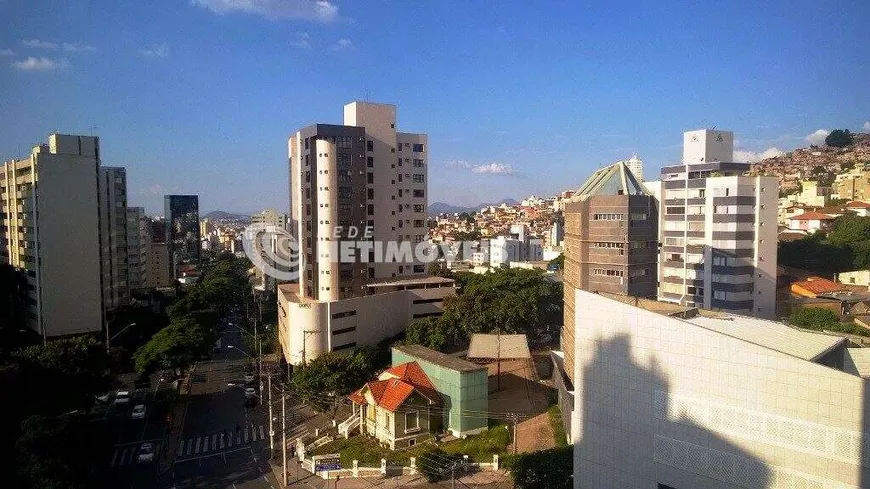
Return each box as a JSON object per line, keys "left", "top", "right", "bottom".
{"left": 653, "top": 129, "right": 778, "bottom": 318}
{"left": 571, "top": 289, "right": 870, "bottom": 489}
{"left": 1, "top": 134, "right": 104, "bottom": 337}
{"left": 489, "top": 235, "right": 523, "bottom": 267}
{"left": 838, "top": 269, "right": 870, "bottom": 287}
{"left": 620, "top": 153, "right": 644, "bottom": 182}
{"left": 279, "top": 101, "right": 447, "bottom": 366}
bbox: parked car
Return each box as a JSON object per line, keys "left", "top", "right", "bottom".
{"left": 114, "top": 390, "right": 131, "bottom": 405}
{"left": 131, "top": 404, "right": 147, "bottom": 420}
{"left": 243, "top": 372, "right": 256, "bottom": 384}
{"left": 244, "top": 387, "right": 257, "bottom": 398}
{"left": 95, "top": 392, "right": 111, "bottom": 404}
{"left": 137, "top": 443, "right": 155, "bottom": 463}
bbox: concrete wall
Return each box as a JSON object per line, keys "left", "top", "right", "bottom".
{"left": 572, "top": 288, "right": 870, "bottom": 489}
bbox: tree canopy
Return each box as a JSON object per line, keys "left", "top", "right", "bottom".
{"left": 291, "top": 347, "right": 385, "bottom": 413}
{"left": 778, "top": 214, "right": 870, "bottom": 273}
{"left": 825, "top": 129, "right": 854, "bottom": 148}
{"left": 504, "top": 445, "right": 573, "bottom": 489}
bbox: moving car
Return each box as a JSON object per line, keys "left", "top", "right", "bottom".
{"left": 137, "top": 443, "right": 155, "bottom": 463}
{"left": 114, "top": 390, "right": 131, "bottom": 405}
{"left": 131, "top": 404, "right": 147, "bottom": 420}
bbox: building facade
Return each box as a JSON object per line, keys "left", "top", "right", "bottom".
{"left": 655, "top": 130, "right": 777, "bottom": 318}
{"left": 126, "top": 206, "right": 147, "bottom": 292}
{"left": 164, "top": 195, "right": 201, "bottom": 279}
{"left": 279, "top": 102, "right": 438, "bottom": 366}
{"left": 0, "top": 134, "right": 103, "bottom": 337}
{"left": 556, "top": 160, "right": 659, "bottom": 435}
{"left": 99, "top": 167, "right": 129, "bottom": 310}
{"left": 571, "top": 289, "right": 870, "bottom": 489}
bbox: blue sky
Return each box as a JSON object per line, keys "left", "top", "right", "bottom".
{"left": 1, "top": 0, "right": 869, "bottom": 214}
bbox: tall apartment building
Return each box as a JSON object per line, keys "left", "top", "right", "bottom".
{"left": 653, "top": 130, "right": 777, "bottom": 318}
{"left": 279, "top": 101, "right": 454, "bottom": 367}
{"left": 126, "top": 206, "right": 147, "bottom": 292}
{"left": 164, "top": 195, "right": 201, "bottom": 278}
{"left": 620, "top": 153, "right": 644, "bottom": 182}
{"left": 99, "top": 167, "right": 129, "bottom": 310}
{"left": 0, "top": 134, "right": 103, "bottom": 337}
{"left": 553, "top": 160, "right": 658, "bottom": 435}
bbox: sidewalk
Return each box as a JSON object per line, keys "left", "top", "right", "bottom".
{"left": 267, "top": 455, "right": 432, "bottom": 489}
{"left": 158, "top": 363, "right": 197, "bottom": 473}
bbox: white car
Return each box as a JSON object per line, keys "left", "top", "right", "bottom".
{"left": 114, "top": 390, "right": 131, "bottom": 405}
{"left": 137, "top": 443, "right": 155, "bottom": 463}
{"left": 243, "top": 372, "right": 256, "bottom": 384}
{"left": 95, "top": 392, "right": 111, "bottom": 404}
{"left": 244, "top": 387, "right": 257, "bottom": 398}
{"left": 130, "top": 404, "right": 147, "bottom": 420}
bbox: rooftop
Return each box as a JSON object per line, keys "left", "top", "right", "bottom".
{"left": 574, "top": 160, "right": 649, "bottom": 201}
{"left": 789, "top": 211, "right": 836, "bottom": 221}
{"left": 594, "top": 291, "right": 846, "bottom": 362}
{"left": 392, "top": 344, "right": 485, "bottom": 372}
{"left": 467, "top": 334, "right": 532, "bottom": 360}
{"left": 791, "top": 276, "right": 850, "bottom": 295}
{"left": 366, "top": 275, "right": 456, "bottom": 288}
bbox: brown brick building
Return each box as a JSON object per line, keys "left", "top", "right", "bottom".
{"left": 559, "top": 161, "right": 659, "bottom": 389}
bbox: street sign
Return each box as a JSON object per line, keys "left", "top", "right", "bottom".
{"left": 313, "top": 454, "right": 341, "bottom": 471}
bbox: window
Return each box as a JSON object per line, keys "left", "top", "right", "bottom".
{"left": 629, "top": 268, "right": 649, "bottom": 277}
{"left": 332, "top": 342, "right": 357, "bottom": 352}
{"left": 332, "top": 326, "right": 356, "bottom": 335}
{"left": 592, "top": 213, "right": 625, "bottom": 221}
{"left": 592, "top": 268, "right": 624, "bottom": 277}
{"left": 590, "top": 242, "right": 624, "bottom": 249}
{"left": 367, "top": 188, "right": 374, "bottom": 199}
{"left": 405, "top": 411, "right": 419, "bottom": 431}
{"left": 666, "top": 207, "right": 685, "bottom": 215}
{"left": 367, "top": 204, "right": 374, "bottom": 216}
{"left": 413, "top": 264, "right": 425, "bottom": 273}
{"left": 413, "top": 159, "right": 424, "bottom": 168}
{"left": 338, "top": 187, "right": 353, "bottom": 199}
{"left": 366, "top": 140, "right": 373, "bottom": 152}
{"left": 413, "top": 174, "right": 425, "bottom": 183}
{"left": 413, "top": 143, "right": 424, "bottom": 152}
{"left": 413, "top": 204, "right": 424, "bottom": 212}
{"left": 367, "top": 156, "right": 373, "bottom": 168}
{"left": 713, "top": 290, "right": 727, "bottom": 300}
{"left": 337, "top": 136, "right": 352, "bottom": 149}
{"left": 304, "top": 138, "right": 309, "bottom": 149}
{"left": 367, "top": 172, "right": 374, "bottom": 184}
{"left": 413, "top": 219, "right": 424, "bottom": 228}
{"left": 413, "top": 189, "right": 425, "bottom": 198}
{"left": 630, "top": 213, "right": 648, "bottom": 220}
{"left": 337, "top": 169, "right": 352, "bottom": 183}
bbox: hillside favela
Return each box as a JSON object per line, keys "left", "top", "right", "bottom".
{"left": 2, "top": 2, "right": 869, "bottom": 489}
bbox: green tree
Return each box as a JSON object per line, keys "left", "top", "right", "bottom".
{"left": 505, "top": 445, "right": 573, "bottom": 489}
{"left": 789, "top": 307, "right": 839, "bottom": 330}
{"left": 825, "top": 129, "right": 854, "bottom": 148}
{"left": 405, "top": 317, "right": 450, "bottom": 351}
{"left": 427, "top": 261, "right": 454, "bottom": 279}
{"left": 16, "top": 414, "right": 110, "bottom": 489}
{"left": 133, "top": 317, "right": 213, "bottom": 375}
{"left": 548, "top": 253, "right": 564, "bottom": 270}
{"left": 291, "top": 349, "right": 381, "bottom": 414}
{"left": 827, "top": 214, "right": 870, "bottom": 269}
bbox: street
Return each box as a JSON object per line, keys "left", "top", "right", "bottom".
{"left": 105, "top": 314, "right": 284, "bottom": 489}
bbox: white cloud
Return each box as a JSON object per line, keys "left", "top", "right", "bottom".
{"left": 62, "top": 42, "right": 96, "bottom": 53}
{"left": 330, "top": 38, "right": 353, "bottom": 51}
{"left": 140, "top": 44, "right": 170, "bottom": 59}
{"left": 733, "top": 147, "right": 785, "bottom": 163}
{"left": 863, "top": 121, "right": 870, "bottom": 132}
{"left": 192, "top": 0, "right": 339, "bottom": 22}
{"left": 445, "top": 160, "right": 472, "bottom": 169}
{"left": 21, "top": 39, "right": 58, "bottom": 50}
{"left": 147, "top": 184, "right": 164, "bottom": 195}
{"left": 290, "top": 32, "right": 311, "bottom": 48}
{"left": 0, "top": 49, "right": 13, "bottom": 56}
{"left": 11, "top": 56, "right": 70, "bottom": 72}
{"left": 805, "top": 129, "right": 829, "bottom": 146}
{"left": 471, "top": 163, "right": 516, "bottom": 175}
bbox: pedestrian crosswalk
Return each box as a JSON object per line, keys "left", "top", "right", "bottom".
{"left": 175, "top": 424, "right": 268, "bottom": 459}
{"left": 110, "top": 442, "right": 162, "bottom": 468}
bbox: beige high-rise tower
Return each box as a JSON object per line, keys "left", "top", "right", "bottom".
{"left": 278, "top": 102, "right": 454, "bottom": 366}
{"left": 1, "top": 134, "right": 104, "bottom": 337}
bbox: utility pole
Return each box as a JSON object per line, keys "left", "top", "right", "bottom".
{"left": 282, "top": 388, "right": 288, "bottom": 487}
{"left": 268, "top": 373, "right": 274, "bottom": 458}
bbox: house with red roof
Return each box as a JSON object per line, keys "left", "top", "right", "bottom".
{"left": 846, "top": 200, "right": 870, "bottom": 217}
{"left": 347, "top": 361, "right": 442, "bottom": 449}
{"left": 787, "top": 211, "right": 837, "bottom": 234}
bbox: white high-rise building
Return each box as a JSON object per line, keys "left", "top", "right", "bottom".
{"left": 279, "top": 102, "right": 455, "bottom": 366}
{"left": 621, "top": 153, "right": 644, "bottom": 182}
{"left": 1, "top": 134, "right": 103, "bottom": 337}
{"left": 654, "top": 129, "right": 777, "bottom": 318}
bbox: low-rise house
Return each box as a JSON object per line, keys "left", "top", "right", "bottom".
{"left": 838, "top": 269, "right": 870, "bottom": 287}
{"left": 845, "top": 200, "right": 870, "bottom": 217}
{"left": 787, "top": 211, "right": 836, "bottom": 234}
{"left": 348, "top": 361, "right": 441, "bottom": 450}
{"left": 790, "top": 276, "right": 850, "bottom": 298}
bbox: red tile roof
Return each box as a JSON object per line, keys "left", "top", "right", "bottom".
{"left": 792, "top": 276, "right": 849, "bottom": 295}
{"left": 790, "top": 212, "right": 835, "bottom": 221}
{"left": 348, "top": 361, "right": 441, "bottom": 412}
{"left": 847, "top": 201, "right": 870, "bottom": 209}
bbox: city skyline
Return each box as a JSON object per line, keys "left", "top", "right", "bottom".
{"left": 2, "top": 1, "right": 870, "bottom": 214}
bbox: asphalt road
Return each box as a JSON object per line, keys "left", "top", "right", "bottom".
{"left": 106, "top": 315, "right": 282, "bottom": 489}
